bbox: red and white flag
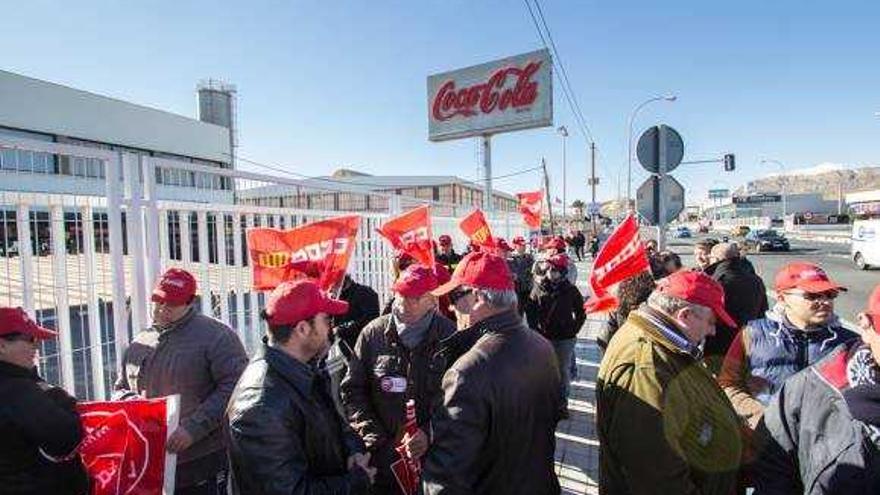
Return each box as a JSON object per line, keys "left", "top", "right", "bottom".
{"left": 77, "top": 396, "right": 180, "bottom": 495}
{"left": 391, "top": 400, "right": 421, "bottom": 495}
{"left": 458, "top": 209, "right": 495, "bottom": 248}
{"left": 516, "top": 190, "right": 543, "bottom": 230}
{"left": 247, "top": 215, "right": 360, "bottom": 291}
{"left": 584, "top": 215, "right": 650, "bottom": 314}
{"left": 376, "top": 205, "right": 435, "bottom": 267}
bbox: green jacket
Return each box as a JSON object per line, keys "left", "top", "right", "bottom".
{"left": 596, "top": 307, "right": 742, "bottom": 495}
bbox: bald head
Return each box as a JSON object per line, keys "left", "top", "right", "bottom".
{"left": 710, "top": 242, "right": 739, "bottom": 263}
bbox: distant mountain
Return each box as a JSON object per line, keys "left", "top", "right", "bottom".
{"left": 734, "top": 165, "right": 880, "bottom": 200}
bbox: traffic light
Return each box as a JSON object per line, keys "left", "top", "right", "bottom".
{"left": 723, "top": 154, "right": 735, "bottom": 171}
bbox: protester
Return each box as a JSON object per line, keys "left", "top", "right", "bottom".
{"left": 644, "top": 238, "right": 666, "bottom": 278}
{"left": 693, "top": 237, "right": 720, "bottom": 271}
{"left": 659, "top": 250, "right": 683, "bottom": 275}
{"left": 753, "top": 284, "right": 880, "bottom": 494}
{"left": 703, "top": 242, "right": 769, "bottom": 373}
{"left": 115, "top": 268, "right": 247, "bottom": 495}
{"left": 540, "top": 236, "right": 578, "bottom": 285}
{"left": 340, "top": 264, "right": 455, "bottom": 494}
{"left": 333, "top": 274, "right": 380, "bottom": 360}
{"left": 596, "top": 271, "right": 743, "bottom": 494}
{"left": 525, "top": 254, "right": 586, "bottom": 418}
{"left": 595, "top": 271, "right": 656, "bottom": 352}
{"left": 0, "top": 307, "right": 88, "bottom": 495}
{"left": 508, "top": 235, "right": 535, "bottom": 316}
{"left": 423, "top": 251, "right": 562, "bottom": 494}
{"left": 718, "top": 262, "right": 858, "bottom": 430}
{"left": 574, "top": 230, "right": 586, "bottom": 261}
{"left": 436, "top": 234, "right": 461, "bottom": 272}
{"left": 382, "top": 251, "right": 417, "bottom": 315}
{"left": 589, "top": 234, "right": 600, "bottom": 259}
{"left": 226, "top": 280, "right": 374, "bottom": 494}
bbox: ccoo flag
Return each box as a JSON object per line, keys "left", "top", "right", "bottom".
{"left": 516, "top": 190, "right": 544, "bottom": 230}
{"left": 584, "top": 215, "right": 650, "bottom": 314}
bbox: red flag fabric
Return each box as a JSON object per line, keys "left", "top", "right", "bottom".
{"left": 376, "top": 206, "right": 435, "bottom": 267}
{"left": 391, "top": 400, "right": 421, "bottom": 495}
{"left": 584, "top": 215, "right": 650, "bottom": 314}
{"left": 458, "top": 209, "right": 495, "bottom": 248}
{"left": 247, "top": 215, "right": 360, "bottom": 291}
{"left": 516, "top": 190, "right": 543, "bottom": 229}
{"left": 77, "top": 396, "right": 179, "bottom": 495}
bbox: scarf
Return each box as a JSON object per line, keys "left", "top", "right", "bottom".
{"left": 392, "top": 306, "right": 435, "bottom": 350}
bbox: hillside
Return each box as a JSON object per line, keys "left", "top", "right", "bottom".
{"left": 733, "top": 166, "right": 880, "bottom": 199}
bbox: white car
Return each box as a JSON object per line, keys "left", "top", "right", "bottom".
{"left": 851, "top": 219, "right": 880, "bottom": 269}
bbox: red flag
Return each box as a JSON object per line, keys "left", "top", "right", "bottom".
{"left": 247, "top": 215, "right": 360, "bottom": 291}
{"left": 376, "top": 206, "right": 435, "bottom": 267}
{"left": 458, "top": 209, "right": 494, "bottom": 248}
{"left": 584, "top": 215, "right": 650, "bottom": 314}
{"left": 391, "top": 400, "right": 421, "bottom": 495}
{"left": 516, "top": 190, "right": 543, "bottom": 230}
{"left": 77, "top": 396, "right": 179, "bottom": 495}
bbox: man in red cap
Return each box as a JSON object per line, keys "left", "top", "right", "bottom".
{"left": 754, "top": 283, "right": 880, "bottom": 493}
{"left": 422, "top": 252, "right": 562, "bottom": 495}
{"left": 340, "top": 264, "right": 455, "bottom": 494}
{"left": 540, "top": 235, "right": 578, "bottom": 285}
{"left": 436, "top": 234, "right": 462, "bottom": 273}
{"left": 718, "top": 261, "right": 858, "bottom": 430}
{"left": 116, "top": 268, "right": 248, "bottom": 495}
{"left": 226, "top": 279, "right": 374, "bottom": 494}
{"left": 0, "top": 307, "right": 88, "bottom": 495}
{"left": 508, "top": 235, "right": 536, "bottom": 316}
{"left": 596, "top": 271, "right": 744, "bottom": 494}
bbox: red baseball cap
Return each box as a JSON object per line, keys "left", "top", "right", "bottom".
{"left": 512, "top": 236, "right": 526, "bottom": 246}
{"left": 433, "top": 262, "right": 451, "bottom": 285}
{"left": 438, "top": 235, "right": 453, "bottom": 247}
{"left": 655, "top": 271, "right": 737, "bottom": 328}
{"left": 543, "top": 237, "right": 566, "bottom": 251}
{"left": 151, "top": 268, "right": 197, "bottom": 305}
{"left": 496, "top": 239, "right": 512, "bottom": 252}
{"left": 265, "top": 279, "right": 349, "bottom": 327}
{"left": 865, "top": 284, "right": 880, "bottom": 332}
{"left": 546, "top": 254, "right": 569, "bottom": 271}
{"left": 432, "top": 251, "right": 514, "bottom": 296}
{"left": 774, "top": 262, "right": 846, "bottom": 294}
{"left": 393, "top": 264, "right": 440, "bottom": 298}
{"left": 0, "top": 307, "right": 56, "bottom": 340}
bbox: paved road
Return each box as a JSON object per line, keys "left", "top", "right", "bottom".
{"left": 666, "top": 233, "right": 878, "bottom": 321}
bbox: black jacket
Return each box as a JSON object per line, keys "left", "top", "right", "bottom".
{"left": 508, "top": 253, "right": 535, "bottom": 295}
{"left": 754, "top": 341, "right": 880, "bottom": 494}
{"left": 436, "top": 251, "right": 462, "bottom": 273}
{"left": 704, "top": 258, "right": 769, "bottom": 363}
{"left": 525, "top": 280, "right": 586, "bottom": 341}
{"left": 0, "top": 361, "right": 88, "bottom": 495}
{"left": 226, "top": 345, "right": 370, "bottom": 495}
{"left": 335, "top": 278, "right": 381, "bottom": 356}
{"left": 422, "top": 310, "right": 562, "bottom": 495}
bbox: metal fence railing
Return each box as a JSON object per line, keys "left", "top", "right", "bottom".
{"left": 0, "top": 135, "right": 527, "bottom": 400}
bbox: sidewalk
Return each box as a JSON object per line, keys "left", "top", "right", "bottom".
{"left": 554, "top": 319, "right": 603, "bottom": 494}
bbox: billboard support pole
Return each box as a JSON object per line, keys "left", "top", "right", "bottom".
{"left": 482, "top": 135, "right": 493, "bottom": 212}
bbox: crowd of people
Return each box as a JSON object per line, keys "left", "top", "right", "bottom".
{"left": 2, "top": 230, "right": 880, "bottom": 494}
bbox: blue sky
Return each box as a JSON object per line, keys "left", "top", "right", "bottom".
{"left": 2, "top": 1, "right": 878, "bottom": 205}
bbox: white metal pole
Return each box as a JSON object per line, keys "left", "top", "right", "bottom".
{"left": 124, "top": 154, "right": 147, "bottom": 335}
{"left": 81, "top": 205, "right": 107, "bottom": 399}
{"left": 16, "top": 204, "right": 35, "bottom": 314}
{"left": 106, "top": 152, "right": 129, "bottom": 367}
{"left": 49, "top": 204, "right": 75, "bottom": 395}
{"left": 196, "top": 210, "right": 211, "bottom": 316}
{"left": 482, "top": 135, "right": 492, "bottom": 212}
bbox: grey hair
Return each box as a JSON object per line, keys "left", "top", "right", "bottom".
{"left": 647, "top": 291, "right": 708, "bottom": 316}
{"left": 474, "top": 288, "right": 518, "bottom": 310}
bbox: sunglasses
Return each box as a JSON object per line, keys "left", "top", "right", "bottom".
{"left": 1, "top": 333, "right": 37, "bottom": 345}
{"left": 448, "top": 287, "right": 473, "bottom": 304}
{"left": 785, "top": 290, "right": 839, "bottom": 302}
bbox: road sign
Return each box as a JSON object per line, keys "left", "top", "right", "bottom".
{"left": 637, "top": 176, "right": 685, "bottom": 225}
{"left": 588, "top": 202, "right": 601, "bottom": 215}
{"left": 708, "top": 188, "right": 729, "bottom": 200}
{"left": 637, "top": 125, "right": 684, "bottom": 174}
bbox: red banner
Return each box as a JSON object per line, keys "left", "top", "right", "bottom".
{"left": 247, "top": 215, "right": 360, "bottom": 291}
{"left": 77, "top": 396, "right": 179, "bottom": 495}
{"left": 376, "top": 206, "right": 435, "bottom": 267}
{"left": 584, "top": 215, "right": 650, "bottom": 314}
{"left": 458, "top": 209, "right": 494, "bottom": 248}
{"left": 516, "top": 190, "right": 543, "bottom": 230}
{"left": 391, "top": 400, "right": 421, "bottom": 495}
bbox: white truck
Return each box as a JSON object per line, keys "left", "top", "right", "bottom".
{"left": 851, "top": 218, "right": 880, "bottom": 269}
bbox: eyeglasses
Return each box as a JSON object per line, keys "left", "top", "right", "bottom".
{"left": 1, "top": 333, "right": 37, "bottom": 345}
{"left": 785, "top": 290, "right": 839, "bottom": 302}
{"left": 448, "top": 287, "right": 473, "bottom": 304}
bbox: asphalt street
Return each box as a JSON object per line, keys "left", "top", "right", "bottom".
{"left": 665, "top": 233, "right": 876, "bottom": 322}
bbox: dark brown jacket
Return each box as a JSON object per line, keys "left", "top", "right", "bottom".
{"left": 115, "top": 307, "right": 248, "bottom": 488}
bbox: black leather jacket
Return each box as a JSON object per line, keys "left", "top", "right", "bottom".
{"left": 225, "top": 345, "right": 369, "bottom": 495}
{"left": 0, "top": 361, "right": 88, "bottom": 495}
{"left": 422, "top": 310, "right": 563, "bottom": 495}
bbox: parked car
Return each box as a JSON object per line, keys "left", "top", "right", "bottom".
{"left": 744, "top": 229, "right": 790, "bottom": 252}
{"left": 852, "top": 219, "right": 880, "bottom": 270}
{"left": 732, "top": 225, "right": 751, "bottom": 237}
{"left": 672, "top": 226, "right": 692, "bottom": 238}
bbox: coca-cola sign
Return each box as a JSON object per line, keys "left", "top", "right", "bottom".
{"left": 428, "top": 49, "right": 552, "bottom": 142}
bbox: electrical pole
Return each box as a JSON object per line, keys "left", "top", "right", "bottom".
{"left": 590, "top": 141, "right": 597, "bottom": 234}
{"left": 542, "top": 158, "right": 555, "bottom": 233}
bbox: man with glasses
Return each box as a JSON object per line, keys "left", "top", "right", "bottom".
{"left": 0, "top": 307, "right": 88, "bottom": 495}
{"left": 116, "top": 268, "right": 248, "bottom": 495}
{"left": 423, "top": 251, "right": 562, "bottom": 495}
{"left": 719, "top": 262, "right": 858, "bottom": 430}
{"left": 340, "top": 264, "right": 455, "bottom": 494}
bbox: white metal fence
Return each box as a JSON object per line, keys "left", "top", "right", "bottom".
{"left": 0, "top": 136, "right": 526, "bottom": 400}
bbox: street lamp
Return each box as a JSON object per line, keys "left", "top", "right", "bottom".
{"left": 627, "top": 95, "right": 677, "bottom": 211}
{"left": 557, "top": 125, "right": 569, "bottom": 222}
{"left": 761, "top": 159, "right": 788, "bottom": 223}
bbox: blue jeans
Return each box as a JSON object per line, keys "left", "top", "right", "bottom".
{"left": 552, "top": 338, "right": 576, "bottom": 406}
